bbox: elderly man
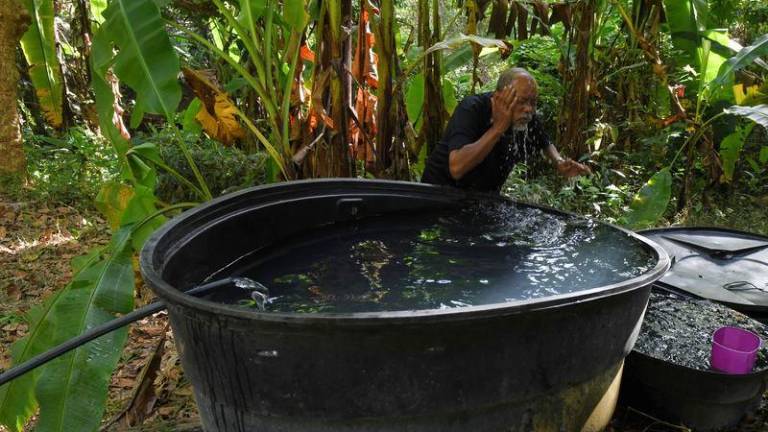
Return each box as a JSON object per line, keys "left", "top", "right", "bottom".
{"left": 421, "top": 68, "right": 590, "bottom": 193}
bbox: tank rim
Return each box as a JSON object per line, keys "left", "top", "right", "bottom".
{"left": 139, "top": 179, "right": 671, "bottom": 325}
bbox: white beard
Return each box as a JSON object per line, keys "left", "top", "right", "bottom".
{"left": 513, "top": 122, "right": 529, "bottom": 132}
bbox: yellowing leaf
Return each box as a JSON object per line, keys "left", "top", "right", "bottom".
{"left": 183, "top": 68, "right": 244, "bottom": 145}
{"left": 195, "top": 94, "right": 245, "bottom": 146}
{"left": 95, "top": 182, "right": 135, "bottom": 230}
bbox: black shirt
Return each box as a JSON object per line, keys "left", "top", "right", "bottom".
{"left": 420, "top": 92, "right": 550, "bottom": 193}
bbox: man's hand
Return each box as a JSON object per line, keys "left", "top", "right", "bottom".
{"left": 490, "top": 86, "right": 517, "bottom": 133}
{"left": 556, "top": 159, "right": 592, "bottom": 178}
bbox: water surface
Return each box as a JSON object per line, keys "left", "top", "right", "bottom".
{"left": 204, "top": 201, "right": 657, "bottom": 313}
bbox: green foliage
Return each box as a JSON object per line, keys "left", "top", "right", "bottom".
{"left": 19, "top": 0, "right": 63, "bottom": 128}
{"left": 624, "top": 168, "right": 673, "bottom": 229}
{"left": 35, "top": 230, "right": 134, "bottom": 432}
{"left": 18, "top": 129, "right": 118, "bottom": 204}
{"left": 144, "top": 131, "right": 270, "bottom": 203}
{"left": 725, "top": 104, "right": 768, "bottom": 129}
{"left": 0, "top": 249, "right": 101, "bottom": 432}
{"left": 406, "top": 73, "right": 425, "bottom": 129}
{"left": 663, "top": 0, "right": 709, "bottom": 70}
{"left": 720, "top": 123, "right": 755, "bottom": 182}
{"left": 102, "top": 0, "right": 182, "bottom": 122}
{"left": 714, "top": 34, "right": 768, "bottom": 87}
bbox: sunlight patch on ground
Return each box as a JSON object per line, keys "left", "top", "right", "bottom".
{"left": 0, "top": 230, "right": 77, "bottom": 256}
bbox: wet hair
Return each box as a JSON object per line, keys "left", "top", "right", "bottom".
{"left": 496, "top": 68, "right": 537, "bottom": 92}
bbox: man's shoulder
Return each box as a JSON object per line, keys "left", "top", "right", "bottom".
{"left": 457, "top": 92, "right": 492, "bottom": 112}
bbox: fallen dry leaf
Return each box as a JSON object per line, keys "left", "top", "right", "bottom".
{"left": 6, "top": 284, "right": 21, "bottom": 301}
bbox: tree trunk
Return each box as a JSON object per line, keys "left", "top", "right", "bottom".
{"left": 374, "top": 0, "right": 396, "bottom": 174}
{"left": 418, "top": 0, "right": 446, "bottom": 156}
{"left": 557, "top": 0, "right": 594, "bottom": 157}
{"left": 0, "top": 0, "right": 30, "bottom": 177}
{"left": 309, "top": 0, "right": 353, "bottom": 178}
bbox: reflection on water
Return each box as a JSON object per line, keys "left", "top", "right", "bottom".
{"left": 635, "top": 291, "right": 768, "bottom": 371}
{"left": 204, "top": 201, "right": 657, "bottom": 313}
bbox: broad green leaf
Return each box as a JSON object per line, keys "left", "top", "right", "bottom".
{"left": 128, "top": 142, "right": 163, "bottom": 165}
{"left": 127, "top": 155, "right": 157, "bottom": 191}
{"left": 121, "top": 184, "right": 164, "bottom": 251}
{"left": 443, "top": 45, "right": 473, "bottom": 73}
{"left": 625, "top": 168, "right": 672, "bottom": 229}
{"left": 182, "top": 99, "right": 204, "bottom": 136}
{"left": 714, "top": 34, "right": 768, "bottom": 87}
{"left": 0, "top": 252, "right": 101, "bottom": 432}
{"left": 413, "top": 141, "right": 429, "bottom": 178}
{"left": 719, "top": 123, "right": 755, "bottom": 182}
{"left": 443, "top": 79, "right": 458, "bottom": 115}
{"left": 284, "top": 0, "right": 309, "bottom": 30}
{"left": 662, "top": 0, "right": 707, "bottom": 69}
{"left": 406, "top": 73, "right": 425, "bottom": 128}
{"left": 760, "top": 147, "right": 768, "bottom": 164}
{"left": 19, "top": 0, "right": 63, "bottom": 128}
{"left": 103, "top": 0, "right": 182, "bottom": 121}
{"left": 238, "top": 0, "right": 267, "bottom": 27}
{"left": 35, "top": 231, "right": 135, "bottom": 432}
{"left": 95, "top": 181, "right": 135, "bottom": 230}
{"left": 90, "top": 0, "right": 108, "bottom": 24}
{"left": 699, "top": 30, "right": 730, "bottom": 91}
{"left": 725, "top": 105, "right": 768, "bottom": 130}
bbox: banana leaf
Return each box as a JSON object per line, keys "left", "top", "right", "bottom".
{"left": 102, "top": 0, "right": 181, "bottom": 122}
{"left": 34, "top": 229, "right": 135, "bottom": 432}
{"left": 625, "top": 168, "right": 672, "bottom": 229}
{"left": 19, "top": 0, "right": 63, "bottom": 128}
{"left": 0, "top": 250, "right": 101, "bottom": 432}
{"left": 725, "top": 105, "right": 768, "bottom": 130}
{"left": 714, "top": 34, "right": 768, "bottom": 87}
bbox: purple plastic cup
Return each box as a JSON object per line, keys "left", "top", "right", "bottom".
{"left": 711, "top": 326, "right": 762, "bottom": 374}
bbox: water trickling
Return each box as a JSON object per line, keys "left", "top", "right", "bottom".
{"left": 634, "top": 291, "right": 768, "bottom": 371}
{"left": 230, "top": 277, "right": 272, "bottom": 311}
{"left": 202, "top": 200, "right": 656, "bottom": 313}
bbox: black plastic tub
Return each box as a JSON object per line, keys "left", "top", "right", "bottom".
{"left": 637, "top": 227, "right": 768, "bottom": 322}
{"left": 140, "top": 179, "right": 670, "bottom": 432}
{"left": 622, "top": 287, "right": 768, "bottom": 430}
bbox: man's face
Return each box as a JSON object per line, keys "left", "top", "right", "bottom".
{"left": 509, "top": 76, "right": 538, "bottom": 129}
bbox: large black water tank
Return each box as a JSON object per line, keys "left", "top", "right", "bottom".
{"left": 140, "top": 180, "right": 669, "bottom": 432}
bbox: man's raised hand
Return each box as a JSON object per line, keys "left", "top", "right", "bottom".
{"left": 491, "top": 85, "right": 517, "bottom": 133}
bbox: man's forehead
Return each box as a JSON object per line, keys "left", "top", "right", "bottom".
{"left": 513, "top": 78, "right": 538, "bottom": 97}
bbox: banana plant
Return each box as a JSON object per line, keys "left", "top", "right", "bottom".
{"left": 0, "top": 1, "right": 205, "bottom": 430}
{"left": 170, "top": 0, "right": 311, "bottom": 179}
{"left": 18, "top": 0, "right": 64, "bottom": 128}
{"left": 624, "top": 30, "right": 768, "bottom": 229}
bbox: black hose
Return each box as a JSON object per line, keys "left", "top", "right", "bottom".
{"left": 0, "top": 277, "right": 234, "bottom": 388}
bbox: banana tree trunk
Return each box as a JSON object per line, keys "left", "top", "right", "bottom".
{"left": 557, "top": 0, "right": 595, "bottom": 157}
{"left": 0, "top": 0, "right": 30, "bottom": 177}
{"left": 374, "top": 0, "right": 395, "bottom": 173}
{"left": 419, "top": 0, "right": 446, "bottom": 156}
{"left": 309, "top": 0, "right": 354, "bottom": 177}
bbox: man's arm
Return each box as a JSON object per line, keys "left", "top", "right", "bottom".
{"left": 448, "top": 126, "right": 504, "bottom": 180}
{"left": 544, "top": 143, "right": 592, "bottom": 177}
{"left": 448, "top": 86, "right": 517, "bottom": 180}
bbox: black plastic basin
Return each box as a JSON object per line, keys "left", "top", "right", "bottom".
{"left": 139, "top": 179, "right": 670, "bottom": 432}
